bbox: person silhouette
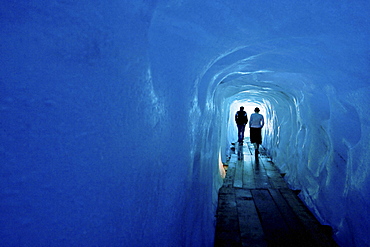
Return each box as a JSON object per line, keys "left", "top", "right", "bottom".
{"left": 235, "top": 106, "right": 248, "bottom": 144}
{"left": 249, "top": 107, "right": 264, "bottom": 155}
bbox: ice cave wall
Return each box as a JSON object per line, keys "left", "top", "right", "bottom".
{"left": 1, "top": 1, "right": 194, "bottom": 246}
{"left": 1, "top": 1, "right": 370, "bottom": 246}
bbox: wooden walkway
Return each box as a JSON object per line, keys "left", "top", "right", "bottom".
{"left": 214, "top": 141, "right": 338, "bottom": 247}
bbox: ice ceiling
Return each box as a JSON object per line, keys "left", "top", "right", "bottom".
{"left": 1, "top": 1, "right": 369, "bottom": 246}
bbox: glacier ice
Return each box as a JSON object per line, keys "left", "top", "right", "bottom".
{"left": 1, "top": 1, "right": 369, "bottom": 246}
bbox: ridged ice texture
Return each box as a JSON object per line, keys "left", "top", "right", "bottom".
{"left": 1, "top": 1, "right": 369, "bottom": 246}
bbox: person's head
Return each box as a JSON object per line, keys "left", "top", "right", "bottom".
{"left": 254, "top": 107, "right": 260, "bottom": 113}
{"left": 240, "top": 106, "right": 244, "bottom": 111}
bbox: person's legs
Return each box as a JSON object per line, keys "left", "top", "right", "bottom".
{"left": 250, "top": 127, "right": 261, "bottom": 154}
{"left": 237, "top": 125, "right": 241, "bottom": 142}
{"left": 255, "top": 128, "right": 262, "bottom": 154}
{"left": 240, "top": 124, "right": 245, "bottom": 142}
{"left": 237, "top": 125, "right": 245, "bottom": 143}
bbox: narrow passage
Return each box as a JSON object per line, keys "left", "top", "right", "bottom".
{"left": 214, "top": 140, "right": 338, "bottom": 247}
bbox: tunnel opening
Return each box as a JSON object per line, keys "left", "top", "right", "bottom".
{"left": 197, "top": 41, "right": 313, "bottom": 177}
{"left": 212, "top": 73, "right": 304, "bottom": 173}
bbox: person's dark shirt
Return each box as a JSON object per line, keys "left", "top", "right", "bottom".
{"left": 235, "top": 110, "right": 248, "bottom": 125}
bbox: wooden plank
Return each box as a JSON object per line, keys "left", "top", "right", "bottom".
{"left": 223, "top": 155, "right": 237, "bottom": 187}
{"left": 235, "top": 189, "right": 267, "bottom": 247}
{"left": 236, "top": 143, "right": 244, "bottom": 161}
{"left": 222, "top": 168, "right": 234, "bottom": 187}
{"left": 268, "top": 189, "right": 305, "bottom": 231}
{"left": 279, "top": 189, "right": 338, "bottom": 247}
{"left": 251, "top": 189, "right": 294, "bottom": 246}
{"left": 234, "top": 160, "right": 243, "bottom": 188}
{"left": 252, "top": 160, "right": 270, "bottom": 189}
{"left": 260, "top": 158, "right": 288, "bottom": 189}
{"left": 242, "top": 155, "right": 255, "bottom": 189}
{"left": 268, "top": 189, "right": 314, "bottom": 246}
{"left": 215, "top": 187, "right": 242, "bottom": 247}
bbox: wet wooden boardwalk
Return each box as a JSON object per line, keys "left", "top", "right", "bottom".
{"left": 214, "top": 141, "right": 338, "bottom": 247}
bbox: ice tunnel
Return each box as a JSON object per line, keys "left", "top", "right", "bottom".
{"left": 1, "top": 1, "right": 370, "bottom": 247}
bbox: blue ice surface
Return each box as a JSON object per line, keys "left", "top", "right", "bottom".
{"left": 1, "top": 1, "right": 369, "bottom": 246}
